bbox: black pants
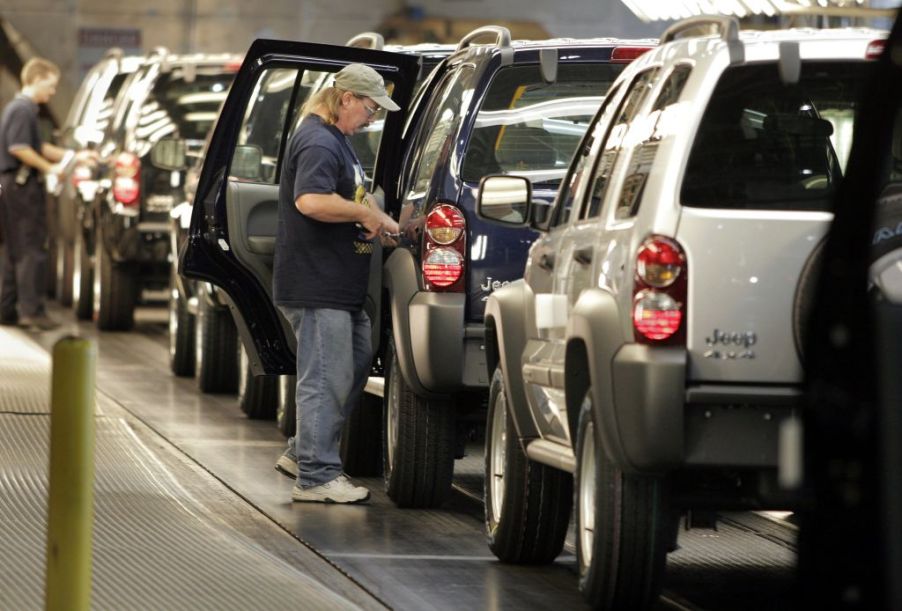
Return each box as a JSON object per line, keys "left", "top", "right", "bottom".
{"left": 0, "top": 172, "right": 48, "bottom": 319}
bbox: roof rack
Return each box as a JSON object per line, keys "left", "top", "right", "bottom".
{"left": 345, "top": 32, "right": 384, "bottom": 50}
{"left": 661, "top": 16, "right": 744, "bottom": 64}
{"left": 103, "top": 47, "right": 124, "bottom": 60}
{"left": 660, "top": 15, "right": 739, "bottom": 45}
{"left": 455, "top": 26, "right": 512, "bottom": 52}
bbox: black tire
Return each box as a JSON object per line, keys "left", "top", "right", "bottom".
{"left": 237, "top": 342, "right": 277, "bottom": 419}
{"left": 341, "top": 392, "right": 383, "bottom": 477}
{"left": 484, "top": 367, "right": 572, "bottom": 563}
{"left": 56, "top": 236, "right": 74, "bottom": 306}
{"left": 93, "top": 226, "right": 135, "bottom": 331}
{"left": 382, "top": 339, "right": 455, "bottom": 508}
{"left": 574, "top": 392, "right": 669, "bottom": 610}
{"left": 195, "top": 293, "right": 239, "bottom": 394}
{"left": 168, "top": 271, "right": 194, "bottom": 377}
{"left": 72, "top": 228, "right": 93, "bottom": 320}
{"left": 276, "top": 375, "right": 297, "bottom": 438}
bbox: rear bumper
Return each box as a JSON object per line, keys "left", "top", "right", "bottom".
{"left": 603, "top": 344, "right": 799, "bottom": 473}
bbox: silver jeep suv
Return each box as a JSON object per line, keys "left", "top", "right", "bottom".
{"left": 476, "top": 16, "right": 886, "bottom": 609}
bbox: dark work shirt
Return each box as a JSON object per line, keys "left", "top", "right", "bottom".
{"left": 0, "top": 95, "right": 41, "bottom": 173}
{"left": 273, "top": 114, "right": 374, "bottom": 310}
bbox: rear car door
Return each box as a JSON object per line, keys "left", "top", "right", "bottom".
{"left": 181, "top": 39, "right": 420, "bottom": 375}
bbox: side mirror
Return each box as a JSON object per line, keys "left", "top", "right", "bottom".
{"left": 230, "top": 145, "right": 263, "bottom": 181}
{"left": 150, "top": 138, "right": 187, "bottom": 171}
{"left": 476, "top": 175, "right": 531, "bottom": 226}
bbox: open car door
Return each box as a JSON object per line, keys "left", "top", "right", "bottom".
{"left": 180, "top": 39, "right": 420, "bottom": 375}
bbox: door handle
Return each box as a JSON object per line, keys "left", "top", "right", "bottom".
{"left": 538, "top": 252, "right": 555, "bottom": 270}
{"left": 573, "top": 246, "right": 593, "bottom": 265}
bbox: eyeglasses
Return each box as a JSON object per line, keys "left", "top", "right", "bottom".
{"left": 356, "top": 96, "right": 380, "bottom": 117}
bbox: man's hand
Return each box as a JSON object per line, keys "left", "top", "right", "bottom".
{"left": 360, "top": 206, "right": 399, "bottom": 241}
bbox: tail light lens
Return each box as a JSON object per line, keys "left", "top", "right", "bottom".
{"left": 423, "top": 203, "right": 466, "bottom": 292}
{"left": 426, "top": 204, "right": 465, "bottom": 244}
{"left": 865, "top": 40, "right": 886, "bottom": 61}
{"left": 113, "top": 152, "right": 140, "bottom": 206}
{"left": 611, "top": 46, "right": 654, "bottom": 63}
{"left": 633, "top": 235, "right": 686, "bottom": 344}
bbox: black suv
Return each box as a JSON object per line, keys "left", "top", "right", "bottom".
{"left": 182, "top": 29, "right": 651, "bottom": 508}
{"left": 52, "top": 49, "right": 144, "bottom": 310}
{"left": 81, "top": 49, "right": 240, "bottom": 330}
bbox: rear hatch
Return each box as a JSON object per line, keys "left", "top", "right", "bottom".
{"left": 460, "top": 58, "right": 625, "bottom": 319}
{"left": 677, "top": 60, "right": 871, "bottom": 383}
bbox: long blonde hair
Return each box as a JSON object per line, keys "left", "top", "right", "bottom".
{"left": 301, "top": 87, "right": 349, "bottom": 125}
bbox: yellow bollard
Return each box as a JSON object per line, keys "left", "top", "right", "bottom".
{"left": 45, "top": 336, "right": 96, "bottom": 611}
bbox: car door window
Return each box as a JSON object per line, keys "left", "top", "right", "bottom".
{"left": 549, "top": 83, "right": 622, "bottom": 229}
{"left": 581, "top": 68, "right": 660, "bottom": 220}
{"left": 231, "top": 67, "right": 301, "bottom": 184}
{"left": 614, "top": 64, "right": 691, "bottom": 219}
{"left": 402, "top": 66, "right": 475, "bottom": 200}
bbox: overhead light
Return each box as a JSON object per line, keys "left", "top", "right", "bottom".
{"left": 621, "top": 0, "right": 898, "bottom": 21}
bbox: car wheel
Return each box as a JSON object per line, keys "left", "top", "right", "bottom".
{"left": 56, "top": 235, "right": 74, "bottom": 306}
{"left": 168, "top": 270, "right": 195, "bottom": 377}
{"left": 383, "top": 338, "right": 455, "bottom": 508}
{"left": 276, "top": 375, "right": 296, "bottom": 438}
{"left": 194, "top": 291, "right": 239, "bottom": 394}
{"left": 72, "top": 228, "right": 94, "bottom": 320}
{"left": 93, "top": 225, "right": 135, "bottom": 331}
{"left": 237, "top": 342, "right": 277, "bottom": 419}
{"left": 341, "top": 391, "right": 383, "bottom": 477}
{"left": 575, "top": 391, "right": 669, "bottom": 610}
{"left": 485, "top": 366, "right": 571, "bottom": 563}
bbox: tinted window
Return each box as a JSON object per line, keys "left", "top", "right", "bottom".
{"left": 461, "top": 63, "right": 622, "bottom": 187}
{"left": 142, "top": 65, "right": 236, "bottom": 142}
{"left": 682, "top": 62, "right": 871, "bottom": 211}
{"left": 583, "top": 68, "right": 660, "bottom": 219}
{"left": 615, "top": 64, "right": 691, "bottom": 219}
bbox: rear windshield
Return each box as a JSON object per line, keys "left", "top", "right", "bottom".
{"left": 461, "top": 63, "right": 623, "bottom": 187}
{"left": 140, "top": 65, "right": 235, "bottom": 142}
{"left": 681, "top": 61, "right": 871, "bottom": 211}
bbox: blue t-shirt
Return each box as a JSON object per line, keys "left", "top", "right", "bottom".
{"left": 0, "top": 95, "right": 41, "bottom": 173}
{"left": 273, "top": 114, "right": 374, "bottom": 310}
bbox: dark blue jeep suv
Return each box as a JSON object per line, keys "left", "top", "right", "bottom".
{"left": 181, "top": 27, "right": 651, "bottom": 508}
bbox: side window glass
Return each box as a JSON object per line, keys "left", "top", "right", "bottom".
{"left": 583, "top": 68, "right": 660, "bottom": 220}
{"left": 550, "top": 84, "right": 621, "bottom": 228}
{"left": 403, "top": 66, "right": 474, "bottom": 200}
{"left": 615, "top": 64, "right": 691, "bottom": 220}
{"left": 230, "top": 67, "right": 299, "bottom": 184}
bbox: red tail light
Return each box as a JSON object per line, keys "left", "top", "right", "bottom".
{"left": 113, "top": 152, "right": 140, "bottom": 206}
{"left": 632, "top": 235, "right": 686, "bottom": 344}
{"left": 865, "top": 40, "right": 886, "bottom": 61}
{"left": 611, "top": 46, "right": 654, "bottom": 63}
{"left": 423, "top": 204, "right": 466, "bottom": 292}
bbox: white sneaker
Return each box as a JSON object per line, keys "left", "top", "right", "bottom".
{"left": 292, "top": 475, "right": 370, "bottom": 504}
{"left": 275, "top": 453, "right": 298, "bottom": 479}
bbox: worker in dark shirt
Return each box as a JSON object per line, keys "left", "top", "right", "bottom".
{"left": 0, "top": 58, "right": 92, "bottom": 330}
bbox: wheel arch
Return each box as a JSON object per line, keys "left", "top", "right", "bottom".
{"left": 484, "top": 280, "right": 538, "bottom": 440}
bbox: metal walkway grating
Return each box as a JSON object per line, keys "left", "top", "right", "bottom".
{"left": 0, "top": 329, "right": 362, "bottom": 610}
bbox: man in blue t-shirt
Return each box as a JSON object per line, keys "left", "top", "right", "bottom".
{"left": 273, "top": 63, "right": 400, "bottom": 504}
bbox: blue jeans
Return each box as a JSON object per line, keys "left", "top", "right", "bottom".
{"left": 279, "top": 306, "right": 372, "bottom": 488}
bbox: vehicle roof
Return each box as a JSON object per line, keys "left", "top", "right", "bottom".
{"left": 633, "top": 26, "right": 887, "bottom": 70}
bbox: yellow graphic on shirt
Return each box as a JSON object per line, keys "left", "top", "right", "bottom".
{"left": 353, "top": 183, "right": 374, "bottom": 255}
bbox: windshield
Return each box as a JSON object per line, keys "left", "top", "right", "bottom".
{"left": 460, "top": 63, "right": 623, "bottom": 187}
{"left": 682, "top": 61, "right": 872, "bottom": 211}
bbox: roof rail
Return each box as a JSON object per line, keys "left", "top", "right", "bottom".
{"left": 660, "top": 15, "right": 739, "bottom": 45}
{"left": 103, "top": 47, "right": 124, "bottom": 60}
{"left": 455, "top": 25, "right": 511, "bottom": 52}
{"left": 661, "top": 16, "right": 744, "bottom": 65}
{"left": 345, "top": 32, "right": 384, "bottom": 50}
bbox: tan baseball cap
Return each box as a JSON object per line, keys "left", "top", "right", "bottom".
{"left": 334, "top": 63, "right": 401, "bottom": 112}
